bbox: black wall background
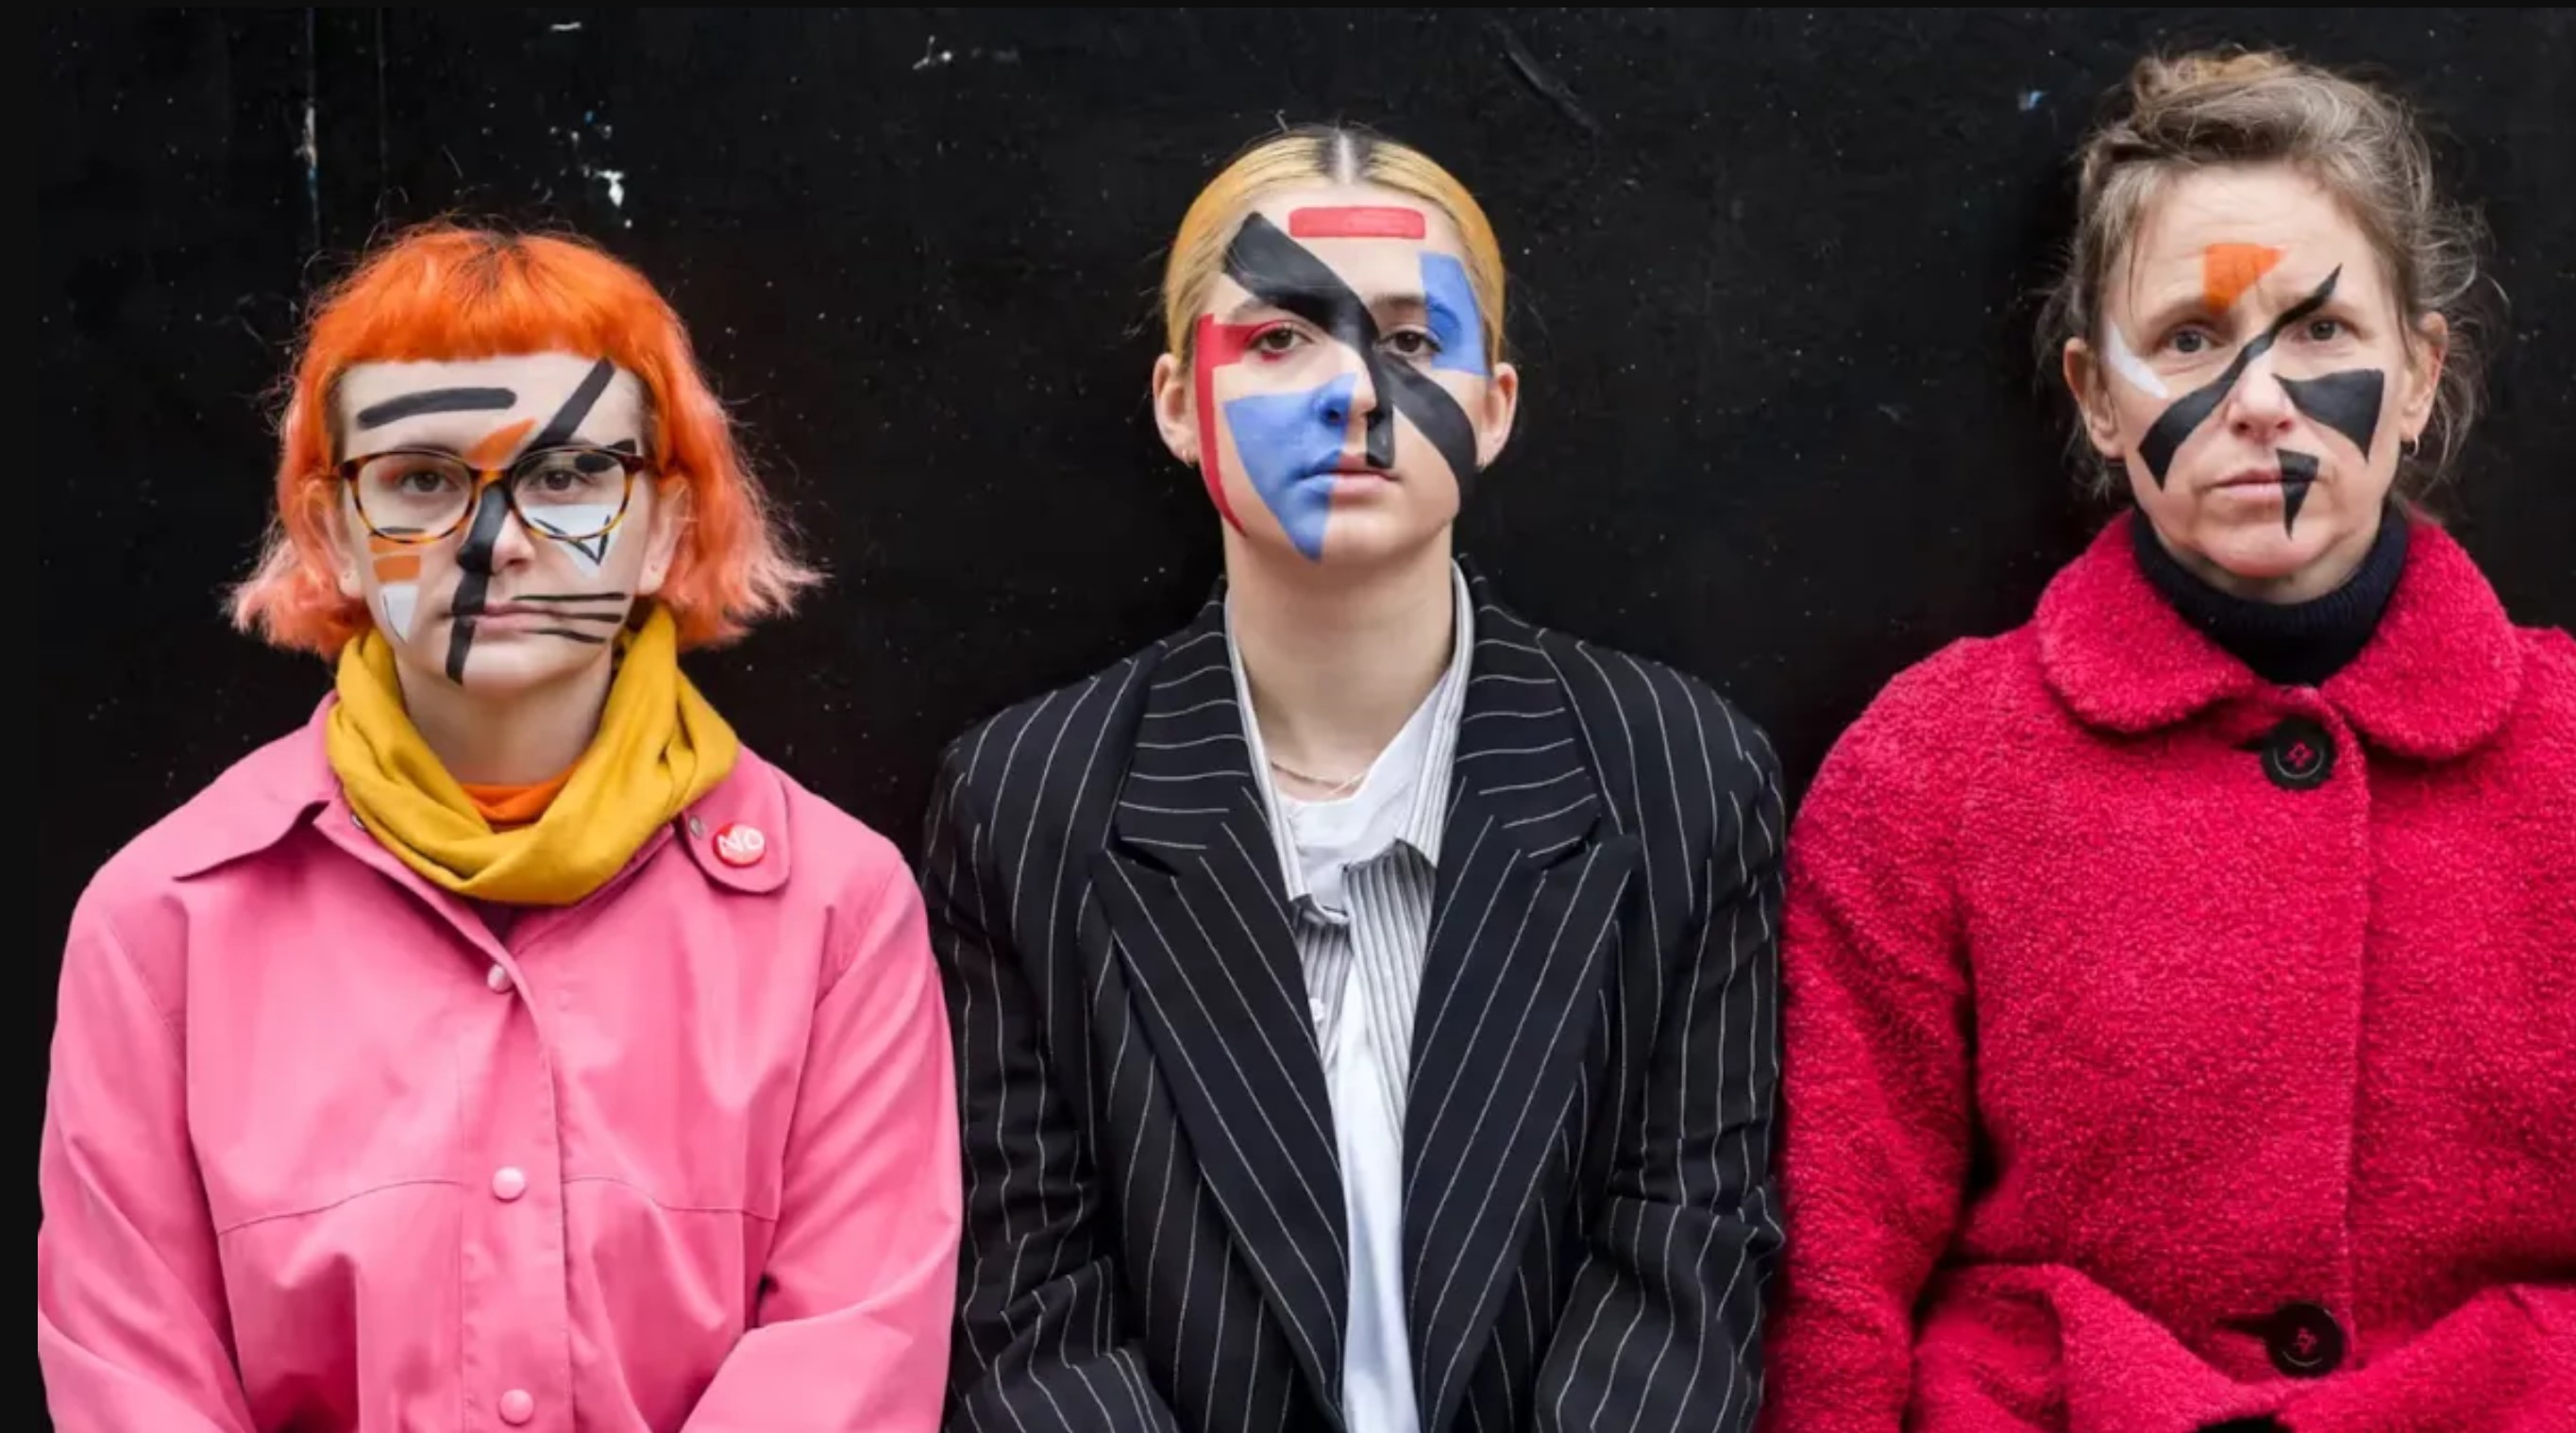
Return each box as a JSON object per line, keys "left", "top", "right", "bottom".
{"left": 31, "top": 6, "right": 2571, "bottom": 1383}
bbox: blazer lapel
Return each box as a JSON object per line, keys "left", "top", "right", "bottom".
{"left": 1403, "top": 585, "right": 1642, "bottom": 1432}
{"left": 1093, "top": 596, "right": 1351, "bottom": 1422}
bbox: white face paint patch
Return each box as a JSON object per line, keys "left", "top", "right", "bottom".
{"left": 526, "top": 503, "right": 622, "bottom": 573}
{"left": 379, "top": 584, "right": 419, "bottom": 641}
{"left": 2105, "top": 323, "right": 2171, "bottom": 398}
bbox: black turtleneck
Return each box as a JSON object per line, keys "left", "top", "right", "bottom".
{"left": 2131, "top": 507, "right": 2411, "bottom": 688}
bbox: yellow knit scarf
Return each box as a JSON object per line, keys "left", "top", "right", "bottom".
{"left": 324, "top": 605, "right": 739, "bottom": 905}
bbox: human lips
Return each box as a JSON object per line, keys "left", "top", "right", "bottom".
{"left": 2212, "top": 464, "right": 2292, "bottom": 491}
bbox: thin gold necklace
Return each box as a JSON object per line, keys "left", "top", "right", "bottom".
{"left": 1269, "top": 755, "right": 1366, "bottom": 801}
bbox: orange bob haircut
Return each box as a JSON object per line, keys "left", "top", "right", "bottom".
{"left": 231, "top": 224, "right": 818, "bottom": 654}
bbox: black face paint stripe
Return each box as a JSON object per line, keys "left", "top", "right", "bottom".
{"left": 2278, "top": 370, "right": 2385, "bottom": 458}
{"left": 2277, "top": 450, "right": 2319, "bottom": 535}
{"left": 510, "top": 591, "right": 631, "bottom": 602}
{"left": 1221, "top": 213, "right": 1481, "bottom": 488}
{"left": 2137, "top": 267, "right": 2344, "bottom": 486}
{"left": 527, "top": 359, "right": 617, "bottom": 450}
{"left": 352, "top": 387, "right": 518, "bottom": 430}
{"left": 605, "top": 437, "right": 641, "bottom": 455}
{"left": 521, "top": 609, "right": 624, "bottom": 624}
{"left": 532, "top": 627, "right": 611, "bottom": 645}
{"left": 443, "top": 484, "right": 514, "bottom": 683}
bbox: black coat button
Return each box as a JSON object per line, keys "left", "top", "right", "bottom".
{"left": 2265, "top": 1301, "right": 2346, "bottom": 1377}
{"left": 2259, "top": 717, "right": 2335, "bottom": 791}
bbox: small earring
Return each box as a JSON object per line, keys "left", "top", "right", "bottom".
{"left": 2399, "top": 436, "right": 2421, "bottom": 459}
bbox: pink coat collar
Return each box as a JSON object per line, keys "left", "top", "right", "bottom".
{"left": 2037, "top": 511, "right": 2524, "bottom": 760}
{"left": 160, "top": 699, "right": 794, "bottom": 895}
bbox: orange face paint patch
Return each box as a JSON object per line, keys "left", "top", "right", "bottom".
{"left": 2203, "top": 243, "right": 2285, "bottom": 312}
{"left": 371, "top": 553, "right": 422, "bottom": 583}
{"left": 463, "top": 417, "right": 537, "bottom": 468}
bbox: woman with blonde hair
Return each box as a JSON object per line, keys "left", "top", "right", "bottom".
{"left": 1767, "top": 51, "right": 2572, "bottom": 1433}
{"left": 928, "top": 126, "right": 1783, "bottom": 1432}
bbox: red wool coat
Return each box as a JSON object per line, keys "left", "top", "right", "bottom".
{"left": 1766, "top": 514, "right": 2574, "bottom": 1432}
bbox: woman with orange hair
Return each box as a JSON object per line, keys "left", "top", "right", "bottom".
{"left": 926, "top": 126, "right": 1781, "bottom": 1433}
{"left": 38, "top": 227, "right": 959, "bottom": 1430}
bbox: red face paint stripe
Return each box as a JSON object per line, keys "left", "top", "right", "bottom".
{"left": 1287, "top": 206, "right": 1427, "bottom": 240}
{"left": 1192, "top": 315, "right": 1264, "bottom": 534}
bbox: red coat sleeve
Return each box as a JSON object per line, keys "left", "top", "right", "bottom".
{"left": 1763, "top": 645, "right": 1988, "bottom": 1433}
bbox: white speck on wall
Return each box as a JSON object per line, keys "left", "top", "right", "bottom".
{"left": 2019, "top": 89, "right": 2046, "bottom": 112}
{"left": 575, "top": 161, "right": 632, "bottom": 228}
{"left": 550, "top": 20, "right": 583, "bottom": 32}
{"left": 913, "top": 35, "right": 954, "bottom": 71}
{"left": 298, "top": 96, "right": 318, "bottom": 180}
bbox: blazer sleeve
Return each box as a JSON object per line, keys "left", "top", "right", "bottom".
{"left": 924, "top": 745, "right": 1185, "bottom": 1433}
{"left": 1760, "top": 655, "right": 1981, "bottom": 1433}
{"left": 1534, "top": 683, "right": 1787, "bottom": 1432}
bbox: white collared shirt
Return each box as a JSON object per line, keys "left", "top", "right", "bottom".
{"left": 1225, "top": 563, "right": 1473, "bottom": 1433}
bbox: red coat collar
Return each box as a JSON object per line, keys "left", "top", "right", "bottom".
{"left": 2036, "top": 511, "right": 2523, "bottom": 760}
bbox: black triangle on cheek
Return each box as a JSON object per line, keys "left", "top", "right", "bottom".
{"left": 2278, "top": 369, "right": 2385, "bottom": 457}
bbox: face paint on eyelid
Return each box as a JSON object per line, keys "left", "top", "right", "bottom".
{"left": 2137, "top": 267, "right": 2343, "bottom": 486}
{"left": 1419, "top": 253, "right": 1487, "bottom": 377}
{"left": 1221, "top": 214, "right": 1482, "bottom": 489}
{"left": 1221, "top": 373, "right": 1356, "bottom": 562}
{"left": 2103, "top": 323, "right": 2169, "bottom": 398}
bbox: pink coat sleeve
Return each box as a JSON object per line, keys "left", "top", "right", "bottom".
{"left": 682, "top": 859, "right": 964, "bottom": 1433}
{"left": 1762, "top": 651, "right": 1982, "bottom": 1433}
{"left": 39, "top": 890, "right": 259, "bottom": 1431}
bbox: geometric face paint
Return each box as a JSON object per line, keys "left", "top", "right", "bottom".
{"left": 2276, "top": 450, "right": 2320, "bottom": 535}
{"left": 2276, "top": 370, "right": 2385, "bottom": 458}
{"left": 2128, "top": 259, "right": 2389, "bottom": 539}
{"left": 1193, "top": 211, "right": 1485, "bottom": 561}
{"left": 444, "top": 358, "right": 619, "bottom": 683}
{"left": 2202, "top": 243, "right": 2284, "bottom": 313}
{"left": 2135, "top": 266, "right": 2381, "bottom": 488}
{"left": 369, "top": 535, "right": 423, "bottom": 639}
{"left": 2103, "top": 323, "right": 2170, "bottom": 398}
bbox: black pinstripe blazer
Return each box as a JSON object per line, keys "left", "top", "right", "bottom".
{"left": 922, "top": 566, "right": 1784, "bottom": 1433}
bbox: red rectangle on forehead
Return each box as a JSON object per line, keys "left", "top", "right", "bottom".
{"left": 1287, "top": 206, "right": 1427, "bottom": 240}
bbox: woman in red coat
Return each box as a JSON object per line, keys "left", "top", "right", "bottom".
{"left": 1766, "top": 49, "right": 2572, "bottom": 1433}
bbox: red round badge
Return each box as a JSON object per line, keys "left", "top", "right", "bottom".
{"left": 713, "top": 822, "right": 767, "bottom": 868}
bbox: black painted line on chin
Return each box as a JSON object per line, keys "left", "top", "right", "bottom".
{"left": 2278, "top": 449, "right": 2319, "bottom": 535}
{"left": 352, "top": 387, "right": 517, "bottom": 430}
{"left": 533, "top": 627, "right": 611, "bottom": 644}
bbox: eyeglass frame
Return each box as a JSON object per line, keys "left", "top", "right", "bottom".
{"left": 331, "top": 443, "right": 655, "bottom": 546}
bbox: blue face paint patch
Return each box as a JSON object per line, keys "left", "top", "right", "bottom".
{"left": 1221, "top": 372, "right": 1355, "bottom": 562}
{"left": 1420, "top": 253, "right": 1487, "bottom": 376}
